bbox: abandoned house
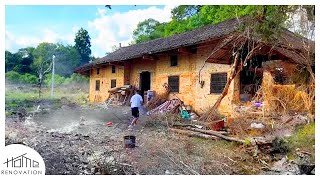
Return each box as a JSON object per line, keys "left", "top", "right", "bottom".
{"left": 75, "top": 17, "right": 315, "bottom": 115}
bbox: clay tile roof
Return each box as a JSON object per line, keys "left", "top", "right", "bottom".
{"left": 75, "top": 16, "right": 314, "bottom": 73}
{"left": 75, "top": 17, "right": 246, "bottom": 73}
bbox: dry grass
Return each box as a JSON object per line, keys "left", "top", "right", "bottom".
{"left": 262, "top": 71, "right": 314, "bottom": 115}
{"left": 227, "top": 116, "right": 273, "bottom": 138}
{"left": 129, "top": 129, "right": 263, "bottom": 175}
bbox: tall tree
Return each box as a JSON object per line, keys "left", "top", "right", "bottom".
{"left": 133, "top": 18, "right": 164, "bottom": 43}
{"left": 74, "top": 28, "right": 91, "bottom": 65}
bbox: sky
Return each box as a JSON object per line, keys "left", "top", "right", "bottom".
{"left": 5, "top": 5, "right": 176, "bottom": 58}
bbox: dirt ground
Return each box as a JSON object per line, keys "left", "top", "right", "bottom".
{"left": 5, "top": 101, "right": 271, "bottom": 175}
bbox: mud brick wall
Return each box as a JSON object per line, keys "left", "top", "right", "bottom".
{"left": 193, "top": 46, "right": 234, "bottom": 115}
{"left": 89, "top": 65, "right": 124, "bottom": 103}
{"left": 129, "top": 58, "right": 156, "bottom": 89}
{"left": 153, "top": 53, "right": 197, "bottom": 108}
{"left": 127, "top": 45, "right": 236, "bottom": 115}
{"left": 87, "top": 43, "right": 237, "bottom": 115}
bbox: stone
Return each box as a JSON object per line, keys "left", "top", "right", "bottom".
{"left": 311, "top": 168, "right": 315, "bottom": 175}
{"left": 250, "top": 122, "right": 265, "bottom": 129}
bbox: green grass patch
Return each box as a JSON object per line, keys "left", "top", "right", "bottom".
{"left": 287, "top": 122, "right": 315, "bottom": 161}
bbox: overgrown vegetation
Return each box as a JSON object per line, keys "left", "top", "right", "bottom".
{"left": 132, "top": 5, "right": 314, "bottom": 44}
{"left": 287, "top": 122, "right": 315, "bottom": 161}
{"left": 5, "top": 71, "right": 88, "bottom": 86}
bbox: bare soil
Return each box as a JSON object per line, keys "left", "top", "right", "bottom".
{"left": 5, "top": 102, "right": 266, "bottom": 175}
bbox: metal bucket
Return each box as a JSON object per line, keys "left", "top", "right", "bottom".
{"left": 124, "top": 135, "right": 136, "bottom": 148}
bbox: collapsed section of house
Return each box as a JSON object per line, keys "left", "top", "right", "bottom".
{"left": 75, "top": 17, "right": 314, "bottom": 133}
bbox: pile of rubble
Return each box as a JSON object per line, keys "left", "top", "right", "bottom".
{"left": 107, "top": 85, "right": 135, "bottom": 106}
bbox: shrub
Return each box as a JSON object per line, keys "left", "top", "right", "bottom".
{"left": 63, "top": 73, "right": 89, "bottom": 84}
{"left": 5, "top": 71, "right": 38, "bottom": 84}
{"left": 5, "top": 71, "right": 21, "bottom": 83}
{"left": 20, "top": 73, "right": 38, "bottom": 84}
{"left": 44, "top": 74, "right": 66, "bottom": 86}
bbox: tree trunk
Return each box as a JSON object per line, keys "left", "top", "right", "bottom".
{"left": 212, "top": 52, "right": 241, "bottom": 109}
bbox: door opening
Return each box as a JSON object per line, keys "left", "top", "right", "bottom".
{"left": 239, "top": 55, "right": 264, "bottom": 102}
{"left": 140, "top": 71, "right": 151, "bottom": 102}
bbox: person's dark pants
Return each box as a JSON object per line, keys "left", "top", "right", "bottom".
{"left": 130, "top": 107, "right": 139, "bottom": 125}
{"left": 131, "top": 107, "right": 139, "bottom": 118}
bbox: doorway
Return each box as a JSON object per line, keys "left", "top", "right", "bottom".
{"left": 239, "top": 55, "right": 264, "bottom": 102}
{"left": 140, "top": 71, "right": 151, "bottom": 101}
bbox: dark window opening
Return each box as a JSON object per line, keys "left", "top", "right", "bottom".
{"left": 97, "top": 68, "right": 100, "bottom": 74}
{"left": 210, "top": 73, "right": 227, "bottom": 94}
{"left": 168, "top": 76, "right": 179, "bottom": 93}
{"left": 170, "top": 55, "right": 178, "bottom": 67}
{"left": 95, "top": 80, "right": 100, "bottom": 91}
{"left": 112, "top": 65, "right": 116, "bottom": 73}
{"left": 111, "top": 79, "right": 116, "bottom": 88}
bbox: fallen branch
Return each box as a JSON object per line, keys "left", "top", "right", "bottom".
{"left": 179, "top": 160, "right": 200, "bottom": 175}
{"left": 168, "top": 128, "right": 219, "bottom": 140}
{"left": 184, "top": 126, "right": 229, "bottom": 135}
{"left": 185, "top": 127, "right": 245, "bottom": 143}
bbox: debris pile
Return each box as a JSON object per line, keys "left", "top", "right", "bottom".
{"left": 107, "top": 85, "right": 135, "bottom": 106}
{"left": 147, "top": 99, "right": 181, "bottom": 115}
{"left": 145, "top": 83, "right": 170, "bottom": 110}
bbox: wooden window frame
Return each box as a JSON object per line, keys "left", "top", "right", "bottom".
{"left": 111, "top": 65, "right": 116, "bottom": 73}
{"left": 170, "top": 55, "right": 178, "bottom": 67}
{"left": 97, "top": 68, "right": 100, "bottom": 75}
{"left": 210, "top": 73, "right": 227, "bottom": 94}
{"left": 168, "top": 76, "right": 179, "bottom": 93}
{"left": 95, "top": 80, "right": 100, "bottom": 91}
{"left": 111, "top": 79, "right": 116, "bottom": 88}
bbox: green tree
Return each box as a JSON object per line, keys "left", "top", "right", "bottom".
{"left": 171, "top": 5, "right": 203, "bottom": 21}
{"left": 133, "top": 18, "right": 164, "bottom": 43}
{"left": 5, "top": 51, "right": 17, "bottom": 72}
{"left": 74, "top": 28, "right": 91, "bottom": 65}
{"left": 16, "top": 47, "right": 35, "bottom": 74}
{"left": 54, "top": 44, "right": 81, "bottom": 77}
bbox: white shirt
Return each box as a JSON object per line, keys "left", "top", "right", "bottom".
{"left": 130, "top": 94, "right": 143, "bottom": 108}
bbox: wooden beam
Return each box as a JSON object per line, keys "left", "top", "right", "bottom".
{"left": 108, "top": 61, "right": 125, "bottom": 66}
{"left": 207, "top": 58, "right": 231, "bottom": 64}
{"left": 142, "top": 54, "right": 158, "bottom": 61}
{"left": 178, "top": 46, "right": 197, "bottom": 54}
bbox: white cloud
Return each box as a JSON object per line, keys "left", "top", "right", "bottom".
{"left": 88, "top": 5, "right": 176, "bottom": 57}
{"left": 5, "top": 31, "right": 42, "bottom": 52}
{"left": 5, "top": 28, "right": 76, "bottom": 52}
{"left": 97, "top": 8, "right": 107, "bottom": 17}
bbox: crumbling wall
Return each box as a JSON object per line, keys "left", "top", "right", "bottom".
{"left": 89, "top": 65, "right": 124, "bottom": 103}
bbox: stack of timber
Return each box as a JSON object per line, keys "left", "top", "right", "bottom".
{"left": 148, "top": 99, "right": 182, "bottom": 115}
{"left": 107, "top": 85, "right": 134, "bottom": 106}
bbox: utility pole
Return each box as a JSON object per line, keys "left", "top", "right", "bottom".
{"left": 51, "top": 55, "right": 55, "bottom": 97}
